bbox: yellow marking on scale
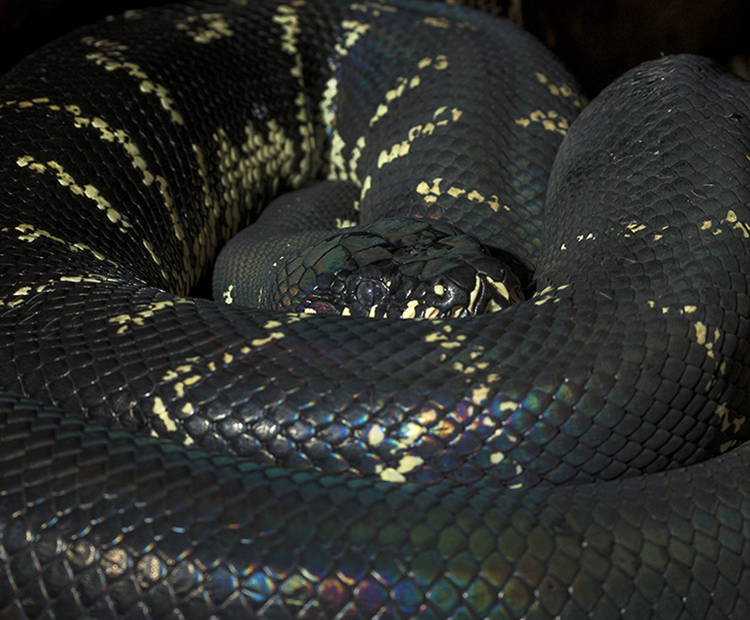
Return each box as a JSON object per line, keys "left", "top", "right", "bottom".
{"left": 379, "top": 468, "right": 406, "bottom": 483}
{"left": 251, "top": 331, "right": 286, "bottom": 347}
{"left": 447, "top": 186, "right": 465, "bottom": 199}
{"left": 722, "top": 209, "right": 750, "bottom": 238}
{"left": 575, "top": 232, "right": 596, "bottom": 242}
{"left": 414, "top": 176, "right": 503, "bottom": 211}
{"left": 377, "top": 140, "right": 411, "bottom": 168}
{"left": 358, "top": 174, "right": 372, "bottom": 205}
{"left": 401, "top": 299, "right": 420, "bottom": 319}
{"left": 368, "top": 75, "right": 420, "bottom": 126}
{"left": 470, "top": 384, "right": 491, "bottom": 404}
{"left": 335, "top": 20, "right": 371, "bottom": 56}
{"left": 694, "top": 321, "right": 707, "bottom": 345}
{"left": 344, "top": 88, "right": 462, "bottom": 188}
{"left": 350, "top": 2, "right": 397, "bottom": 16}
{"left": 424, "top": 307, "right": 441, "bottom": 319}
{"left": 152, "top": 396, "right": 177, "bottom": 433}
{"left": 416, "top": 407, "right": 439, "bottom": 428}
{"left": 81, "top": 36, "right": 183, "bottom": 124}
{"left": 468, "top": 276, "right": 482, "bottom": 311}
{"left": 497, "top": 400, "right": 517, "bottom": 413}
{"left": 141, "top": 239, "right": 164, "bottom": 273}
{"left": 375, "top": 107, "right": 462, "bottom": 169}
{"left": 694, "top": 321, "right": 722, "bottom": 360}
{"left": 367, "top": 425, "right": 386, "bottom": 447}
{"left": 159, "top": 362, "right": 212, "bottom": 400}
{"left": 327, "top": 131, "right": 348, "bottom": 181}
{"left": 515, "top": 108, "right": 570, "bottom": 135}
{"left": 490, "top": 452, "right": 505, "bottom": 464}
{"left": 190, "top": 143, "right": 236, "bottom": 278}
{"left": 176, "top": 13, "right": 233, "bottom": 43}
{"left": 321, "top": 76, "right": 352, "bottom": 181}
{"left": 713, "top": 400, "right": 745, "bottom": 436}
{"left": 396, "top": 455, "right": 424, "bottom": 474}
{"left": 195, "top": 118, "right": 297, "bottom": 273}
{"left": 78, "top": 118, "right": 172, "bottom": 228}
{"left": 440, "top": 340, "right": 463, "bottom": 349}
{"left": 534, "top": 72, "right": 587, "bottom": 108}
{"left": 423, "top": 16, "right": 450, "bottom": 28}
{"left": 107, "top": 299, "right": 193, "bottom": 334}
{"left": 349, "top": 135, "right": 367, "bottom": 181}
{"left": 369, "top": 62, "right": 452, "bottom": 127}
{"left": 714, "top": 403, "right": 732, "bottom": 433}
{"left": 272, "top": 5, "right": 317, "bottom": 186}
{"left": 283, "top": 311, "right": 314, "bottom": 323}
{"left": 11, "top": 99, "right": 186, "bottom": 279}
{"left": 335, "top": 218, "right": 357, "bottom": 229}
{"left": 16, "top": 156, "right": 132, "bottom": 235}
{"left": 57, "top": 275, "right": 119, "bottom": 284}
{"left": 625, "top": 221, "right": 647, "bottom": 234}
{"left": 273, "top": 5, "right": 301, "bottom": 53}
{"left": 395, "top": 423, "right": 426, "bottom": 452}
{"left": 4, "top": 223, "right": 118, "bottom": 267}
{"left": 223, "top": 284, "right": 235, "bottom": 305}
{"left": 416, "top": 178, "right": 443, "bottom": 198}
{"left": 424, "top": 331, "right": 447, "bottom": 344}
{"left": 533, "top": 283, "right": 564, "bottom": 306}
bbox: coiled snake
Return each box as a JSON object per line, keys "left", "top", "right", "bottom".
{"left": 0, "top": 1, "right": 749, "bottom": 618}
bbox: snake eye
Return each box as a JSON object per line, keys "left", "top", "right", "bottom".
{"left": 356, "top": 279, "right": 388, "bottom": 307}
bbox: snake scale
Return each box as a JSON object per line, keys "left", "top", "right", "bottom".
{"left": 0, "top": 0, "right": 749, "bottom": 618}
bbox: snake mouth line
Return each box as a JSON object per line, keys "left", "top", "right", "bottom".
{"left": 300, "top": 265, "right": 526, "bottom": 320}
{"left": 302, "top": 267, "right": 526, "bottom": 319}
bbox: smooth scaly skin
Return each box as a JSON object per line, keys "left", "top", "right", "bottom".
{"left": 0, "top": 1, "right": 749, "bottom": 618}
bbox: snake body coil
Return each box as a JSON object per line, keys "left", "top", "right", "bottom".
{"left": 0, "top": 1, "right": 749, "bottom": 618}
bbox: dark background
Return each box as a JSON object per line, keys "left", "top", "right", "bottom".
{"left": 1, "top": 0, "right": 749, "bottom": 97}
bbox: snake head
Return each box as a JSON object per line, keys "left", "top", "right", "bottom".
{"left": 273, "top": 218, "right": 523, "bottom": 318}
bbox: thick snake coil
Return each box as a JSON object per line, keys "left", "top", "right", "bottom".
{"left": 0, "top": 0, "right": 749, "bottom": 618}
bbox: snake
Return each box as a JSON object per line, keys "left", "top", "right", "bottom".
{"left": 0, "top": 0, "right": 749, "bottom": 618}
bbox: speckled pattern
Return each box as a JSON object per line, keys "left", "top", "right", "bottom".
{"left": 0, "top": 0, "right": 749, "bottom": 618}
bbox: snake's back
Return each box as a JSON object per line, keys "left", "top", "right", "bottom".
{"left": 0, "top": 1, "right": 749, "bottom": 618}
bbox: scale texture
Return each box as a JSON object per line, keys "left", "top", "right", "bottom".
{"left": 0, "top": 0, "right": 749, "bottom": 618}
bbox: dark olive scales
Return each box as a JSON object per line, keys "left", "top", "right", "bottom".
{"left": 0, "top": 1, "right": 749, "bottom": 618}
